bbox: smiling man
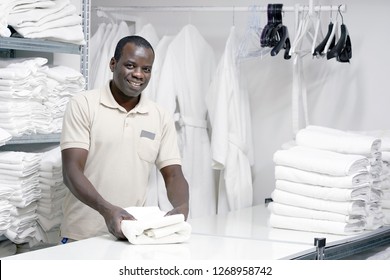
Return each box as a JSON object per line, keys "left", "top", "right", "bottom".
{"left": 59, "top": 36, "right": 189, "bottom": 242}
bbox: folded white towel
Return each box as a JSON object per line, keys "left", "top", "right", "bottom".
{"left": 121, "top": 207, "right": 191, "bottom": 245}
{"left": 296, "top": 125, "right": 381, "bottom": 155}
{"left": 273, "top": 146, "right": 369, "bottom": 176}
{"left": 271, "top": 189, "right": 367, "bottom": 216}
{"left": 275, "top": 165, "right": 370, "bottom": 189}
{"left": 268, "top": 202, "right": 365, "bottom": 223}
{"left": 275, "top": 179, "right": 370, "bottom": 202}
{"left": 269, "top": 213, "right": 366, "bottom": 235}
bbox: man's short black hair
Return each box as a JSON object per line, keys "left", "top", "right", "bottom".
{"left": 113, "top": 35, "right": 155, "bottom": 60}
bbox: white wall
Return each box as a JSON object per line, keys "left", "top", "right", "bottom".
{"left": 90, "top": 0, "right": 390, "bottom": 205}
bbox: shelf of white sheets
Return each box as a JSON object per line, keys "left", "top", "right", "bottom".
{"left": 4, "top": 133, "right": 61, "bottom": 145}
{"left": 0, "top": 37, "right": 81, "bottom": 55}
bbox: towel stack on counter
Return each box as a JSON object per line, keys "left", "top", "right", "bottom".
{"left": 121, "top": 207, "right": 192, "bottom": 245}
{"left": 0, "top": 57, "right": 85, "bottom": 137}
{"left": 357, "top": 130, "right": 390, "bottom": 225}
{"left": 0, "top": 147, "right": 66, "bottom": 248}
{"left": 269, "top": 125, "right": 383, "bottom": 235}
{"left": 0, "top": 0, "right": 85, "bottom": 45}
{"left": 0, "top": 151, "right": 42, "bottom": 244}
{"left": 34, "top": 146, "right": 67, "bottom": 246}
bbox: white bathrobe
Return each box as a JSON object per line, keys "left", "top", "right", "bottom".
{"left": 206, "top": 26, "right": 254, "bottom": 213}
{"left": 156, "top": 24, "right": 217, "bottom": 218}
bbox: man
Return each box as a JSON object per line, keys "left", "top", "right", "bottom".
{"left": 60, "top": 35, "right": 189, "bottom": 242}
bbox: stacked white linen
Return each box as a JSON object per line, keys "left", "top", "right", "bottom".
{"left": 0, "top": 57, "right": 85, "bottom": 136}
{"left": 297, "top": 126, "right": 384, "bottom": 230}
{"left": 269, "top": 126, "right": 379, "bottom": 235}
{"left": 35, "top": 146, "right": 67, "bottom": 238}
{"left": 40, "top": 65, "right": 85, "bottom": 133}
{"left": 0, "top": 151, "right": 42, "bottom": 244}
{"left": 121, "top": 207, "right": 191, "bottom": 245}
{"left": 5, "top": 202, "right": 38, "bottom": 244}
{"left": 3, "top": 0, "right": 85, "bottom": 45}
{"left": 353, "top": 130, "right": 390, "bottom": 227}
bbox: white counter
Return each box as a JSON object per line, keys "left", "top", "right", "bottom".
{"left": 2, "top": 204, "right": 390, "bottom": 260}
{"left": 1, "top": 233, "right": 314, "bottom": 260}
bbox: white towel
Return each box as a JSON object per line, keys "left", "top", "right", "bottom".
{"left": 275, "top": 165, "right": 370, "bottom": 189}
{"left": 273, "top": 146, "right": 369, "bottom": 176}
{"left": 296, "top": 125, "right": 381, "bottom": 155}
{"left": 268, "top": 202, "right": 365, "bottom": 224}
{"left": 271, "top": 189, "right": 367, "bottom": 216}
{"left": 121, "top": 207, "right": 191, "bottom": 245}
{"left": 275, "top": 180, "right": 370, "bottom": 202}
{"left": 269, "top": 213, "right": 366, "bottom": 235}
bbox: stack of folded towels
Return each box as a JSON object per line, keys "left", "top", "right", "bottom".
{"left": 357, "top": 130, "right": 390, "bottom": 225}
{"left": 121, "top": 207, "right": 192, "bottom": 245}
{"left": 0, "top": 151, "right": 42, "bottom": 244}
{"left": 34, "top": 146, "right": 67, "bottom": 246}
{"left": 269, "top": 125, "right": 382, "bottom": 235}
{"left": 1, "top": 0, "right": 85, "bottom": 45}
{"left": 0, "top": 57, "right": 85, "bottom": 137}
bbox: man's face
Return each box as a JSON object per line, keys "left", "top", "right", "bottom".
{"left": 110, "top": 42, "right": 154, "bottom": 98}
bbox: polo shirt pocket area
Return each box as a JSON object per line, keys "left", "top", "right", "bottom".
{"left": 137, "top": 135, "right": 160, "bottom": 163}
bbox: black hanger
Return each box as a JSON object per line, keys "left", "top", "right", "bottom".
{"left": 327, "top": 7, "right": 352, "bottom": 63}
{"left": 313, "top": 22, "right": 335, "bottom": 57}
{"left": 260, "top": 4, "right": 291, "bottom": 59}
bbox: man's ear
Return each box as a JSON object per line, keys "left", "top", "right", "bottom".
{"left": 109, "top": 57, "right": 116, "bottom": 72}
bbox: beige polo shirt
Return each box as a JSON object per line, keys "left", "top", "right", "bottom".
{"left": 60, "top": 82, "right": 181, "bottom": 240}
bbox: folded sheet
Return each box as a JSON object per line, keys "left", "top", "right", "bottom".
{"left": 296, "top": 125, "right": 381, "bottom": 155}
{"left": 273, "top": 146, "right": 369, "bottom": 176}
{"left": 268, "top": 202, "right": 365, "bottom": 223}
{"left": 275, "top": 179, "right": 370, "bottom": 202}
{"left": 269, "top": 213, "right": 366, "bottom": 235}
{"left": 275, "top": 165, "right": 370, "bottom": 189}
{"left": 271, "top": 189, "right": 367, "bottom": 216}
{"left": 121, "top": 207, "right": 191, "bottom": 245}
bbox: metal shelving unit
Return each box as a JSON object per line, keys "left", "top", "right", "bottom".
{"left": 0, "top": 37, "right": 81, "bottom": 54}
{"left": 0, "top": 0, "right": 90, "bottom": 147}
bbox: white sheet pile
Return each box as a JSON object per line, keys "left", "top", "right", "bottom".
{"left": 0, "top": 151, "right": 41, "bottom": 244}
{"left": 0, "top": 57, "right": 85, "bottom": 136}
{"left": 269, "top": 125, "right": 386, "bottom": 235}
{"left": 0, "top": 0, "right": 85, "bottom": 45}
{"left": 357, "top": 130, "right": 390, "bottom": 226}
{"left": 121, "top": 207, "right": 191, "bottom": 245}
{"left": 34, "top": 146, "right": 67, "bottom": 246}
{"left": 0, "top": 147, "right": 67, "bottom": 248}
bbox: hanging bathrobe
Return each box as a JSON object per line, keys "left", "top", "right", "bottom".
{"left": 144, "top": 35, "right": 174, "bottom": 210}
{"left": 206, "top": 26, "right": 254, "bottom": 213}
{"left": 156, "top": 24, "right": 217, "bottom": 218}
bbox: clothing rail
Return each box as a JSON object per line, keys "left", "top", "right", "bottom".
{"left": 94, "top": 4, "right": 346, "bottom": 13}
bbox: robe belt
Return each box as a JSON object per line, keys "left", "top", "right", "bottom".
{"left": 174, "top": 113, "right": 207, "bottom": 129}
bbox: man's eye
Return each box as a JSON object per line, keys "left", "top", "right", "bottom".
{"left": 143, "top": 68, "right": 151, "bottom": 73}
{"left": 126, "top": 64, "right": 134, "bottom": 69}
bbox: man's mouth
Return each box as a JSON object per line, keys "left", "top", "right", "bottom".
{"left": 128, "top": 81, "right": 142, "bottom": 87}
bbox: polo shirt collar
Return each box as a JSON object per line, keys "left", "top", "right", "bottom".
{"left": 101, "top": 81, "right": 150, "bottom": 114}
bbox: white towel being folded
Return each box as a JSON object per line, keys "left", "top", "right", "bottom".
{"left": 275, "top": 165, "right": 370, "bottom": 189}
{"left": 271, "top": 189, "right": 367, "bottom": 216}
{"left": 269, "top": 213, "right": 366, "bottom": 235}
{"left": 121, "top": 207, "right": 191, "bottom": 245}
{"left": 273, "top": 146, "right": 369, "bottom": 176}
{"left": 296, "top": 125, "right": 381, "bottom": 155}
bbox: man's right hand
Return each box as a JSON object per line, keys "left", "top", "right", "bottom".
{"left": 101, "top": 205, "right": 136, "bottom": 240}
